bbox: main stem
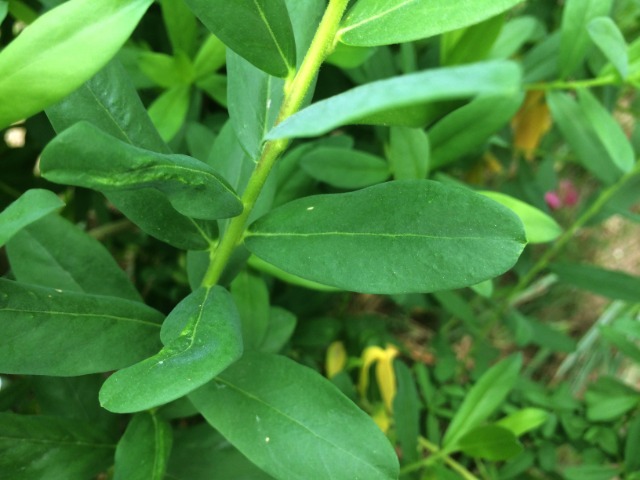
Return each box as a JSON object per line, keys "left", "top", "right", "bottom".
{"left": 201, "top": 0, "right": 350, "bottom": 288}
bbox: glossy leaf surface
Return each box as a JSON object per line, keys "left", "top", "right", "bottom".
{"left": 190, "top": 352, "right": 399, "bottom": 480}
{"left": 0, "top": 189, "right": 63, "bottom": 247}
{"left": 100, "top": 287, "right": 243, "bottom": 413}
{"left": 0, "top": 279, "right": 162, "bottom": 375}
{"left": 267, "top": 61, "right": 521, "bottom": 139}
{"left": 246, "top": 180, "right": 526, "bottom": 294}
{"left": 0, "top": 0, "right": 153, "bottom": 128}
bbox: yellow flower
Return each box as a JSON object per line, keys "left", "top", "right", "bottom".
{"left": 325, "top": 341, "right": 347, "bottom": 379}
{"left": 358, "top": 344, "right": 399, "bottom": 413}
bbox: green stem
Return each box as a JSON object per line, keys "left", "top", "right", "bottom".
{"left": 200, "top": 0, "right": 350, "bottom": 288}
{"left": 400, "top": 438, "right": 480, "bottom": 480}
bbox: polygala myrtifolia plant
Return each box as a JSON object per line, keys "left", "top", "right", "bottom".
{"left": 1, "top": 0, "right": 640, "bottom": 479}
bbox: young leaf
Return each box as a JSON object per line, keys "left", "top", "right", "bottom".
{"left": 40, "top": 122, "right": 242, "bottom": 221}
{"left": 0, "top": 189, "right": 64, "bottom": 247}
{"left": 267, "top": 60, "right": 521, "bottom": 140}
{"left": 0, "top": 0, "right": 153, "bottom": 129}
{"left": 479, "top": 191, "right": 562, "bottom": 244}
{"left": 183, "top": 0, "right": 296, "bottom": 78}
{"left": 99, "top": 286, "right": 243, "bottom": 413}
{"left": 6, "top": 215, "right": 142, "bottom": 302}
{"left": 0, "top": 413, "right": 114, "bottom": 479}
{"left": 0, "top": 279, "right": 163, "bottom": 375}
{"left": 442, "top": 354, "right": 522, "bottom": 451}
{"left": 231, "top": 271, "right": 271, "bottom": 351}
{"left": 245, "top": 180, "right": 526, "bottom": 294}
{"left": 189, "top": 352, "right": 400, "bottom": 480}
{"left": 387, "top": 126, "right": 430, "bottom": 180}
{"left": 338, "top": 0, "right": 522, "bottom": 47}
{"left": 496, "top": 408, "right": 549, "bottom": 436}
{"left": 300, "top": 147, "right": 390, "bottom": 189}
{"left": 114, "top": 412, "right": 172, "bottom": 480}
{"left": 458, "top": 425, "right": 523, "bottom": 461}
{"left": 159, "top": 0, "right": 197, "bottom": 56}
{"left": 588, "top": 17, "right": 629, "bottom": 78}
{"left": 148, "top": 85, "right": 191, "bottom": 142}
{"left": 550, "top": 263, "right": 640, "bottom": 303}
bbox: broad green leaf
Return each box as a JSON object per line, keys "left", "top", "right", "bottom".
{"left": 393, "top": 361, "right": 420, "bottom": 463}
{"left": 479, "top": 191, "right": 562, "bottom": 244}
{"left": 559, "top": 0, "right": 613, "bottom": 78}
{"left": 245, "top": 180, "right": 526, "bottom": 294}
{"left": 588, "top": 17, "right": 628, "bottom": 78}
{"left": 300, "top": 147, "right": 390, "bottom": 189}
{"left": 547, "top": 91, "right": 622, "bottom": 185}
{"left": 600, "top": 325, "right": 640, "bottom": 364}
{"left": 550, "top": 263, "right": 640, "bottom": 303}
{"left": 7, "top": 214, "right": 141, "bottom": 302}
{"left": 458, "top": 425, "right": 523, "bottom": 461}
{"left": 496, "top": 408, "right": 549, "bottom": 436}
{"left": 267, "top": 61, "right": 521, "bottom": 140}
{"left": 0, "top": 189, "right": 63, "bottom": 247}
{"left": 231, "top": 271, "right": 271, "bottom": 351}
{"left": 45, "top": 60, "right": 209, "bottom": 250}
{"left": 99, "top": 287, "right": 242, "bottom": 413}
{"left": 227, "top": 50, "right": 285, "bottom": 160}
{"left": 387, "top": 126, "right": 430, "bottom": 180}
{"left": 338, "top": 0, "right": 522, "bottom": 47}
{"left": 0, "top": 413, "right": 114, "bottom": 480}
{"left": 159, "top": 0, "right": 197, "bottom": 56}
{"left": 114, "top": 413, "right": 172, "bottom": 480}
{"left": 0, "top": 0, "right": 153, "bottom": 129}
{"left": 40, "top": 122, "right": 242, "bottom": 221}
{"left": 442, "top": 354, "right": 522, "bottom": 451}
{"left": 577, "top": 89, "right": 635, "bottom": 173}
{"left": 259, "top": 307, "right": 297, "bottom": 354}
{"left": 429, "top": 93, "right": 524, "bottom": 169}
{"left": 148, "top": 85, "right": 191, "bottom": 142}
{"left": 586, "top": 395, "right": 639, "bottom": 422}
{"left": 189, "top": 352, "right": 399, "bottom": 480}
{"left": 0, "top": 279, "right": 163, "bottom": 375}
{"left": 247, "top": 255, "right": 341, "bottom": 292}
{"left": 183, "top": 0, "right": 296, "bottom": 77}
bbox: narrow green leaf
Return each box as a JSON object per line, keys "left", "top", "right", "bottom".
{"left": 40, "top": 122, "right": 242, "bottom": 221}
{"left": 193, "top": 35, "right": 227, "bottom": 79}
{"left": 148, "top": 85, "right": 191, "bottom": 142}
{"left": 99, "top": 286, "right": 242, "bottom": 413}
{"left": 458, "top": 425, "right": 523, "bottom": 461}
{"left": 267, "top": 61, "right": 521, "bottom": 140}
{"left": 387, "top": 126, "right": 430, "bottom": 180}
{"left": 489, "top": 16, "right": 543, "bottom": 59}
{"left": 429, "top": 93, "right": 524, "bottom": 169}
{"left": 338, "top": 0, "right": 522, "bottom": 47}
{"left": 0, "top": 279, "right": 163, "bottom": 375}
{"left": 114, "top": 413, "right": 172, "bottom": 480}
{"left": 588, "top": 17, "right": 628, "bottom": 78}
{"left": 138, "top": 51, "right": 195, "bottom": 88}
{"left": 563, "top": 465, "right": 621, "bottom": 480}
{"left": 479, "top": 191, "right": 562, "bottom": 244}
{"left": 0, "top": 189, "right": 63, "bottom": 247}
{"left": 393, "top": 361, "right": 420, "bottom": 464}
{"left": 442, "top": 354, "right": 522, "bottom": 451}
{"left": 231, "top": 271, "right": 270, "bottom": 351}
{"left": 300, "top": 147, "right": 390, "bottom": 189}
{"left": 496, "top": 408, "right": 549, "bottom": 436}
{"left": 625, "top": 414, "right": 640, "bottom": 473}
{"left": 586, "top": 395, "right": 639, "bottom": 422}
{"left": 183, "top": 0, "right": 296, "bottom": 77}
{"left": 550, "top": 262, "right": 640, "bottom": 303}
{"left": 159, "top": 0, "right": 197, "bottom": 56}
{"left": 559, "top": 0, "right": 613, "bottom": 78}
{"left": 0, "top": 0, "right": 153, "bottom": 129}
{"left": 246, "top": 180, "right": 526, "bottom": 294}
{"left": 577, "top": 89, "right": 635, "bottom": 174}
{"left": 7, "top": 214, "right": 142, "bottom": 302}
{"left": 189, "top": 352, "right": 399, "bottom": 480}
{"left": 441, "top": 13, "right": 505, "bottom": 66}
{"left": 600, "top": 325, "right": 640, "bottom": 364}
{"left": 0, "top": 413, "right": 114, "bottom": 480}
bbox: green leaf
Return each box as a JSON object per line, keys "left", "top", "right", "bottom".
{"left": 563, "top": 465, "right": 621, "bottom": 480}
{"left": 441, "top": 13, "right": 505, "bottom": 66}
{"left": 40, "top": 121, "right": 242, "bottom": 221}
{"left": 259, "top": 307, "right": 297, "bottom": 354}
{"left": 159, "top": 0, "right": 197, "bottom": 56}
{"left": 0, "top": 1, "right": 7, "bottom": 23}
{"left": 588, "top": 17, "right": 628, "bottom": 78}
{"left": 550, "top": 262, "right": 640, "bottom": 303}
{"left": 458, "top": 425, "right": 523, "bottom": 461}
{"left": 148, "top": 85, "right": 191, "bottom": 142}
{"left": 267, "top": 61, "right": 521, "bottom": 140}
{"left": 338, "top": 0, "right": 522, "bottom": 47}
{"left": 300, "top": 147, "right": 390, "bottom": 189}
{"left": 183, "top": 0, "right": 296, "bottom": 77}
{"left": 489, "top": 16, "right": 544, "bottom": 59}
{"left": 479, "top": 191, "right": 562, "bottom": 244}
{"left": 245, "top": 180, "right": 526, "bottom": 294}
{"left": 586, "top": 395, "right": 639, "bottom": 422}
{"left": 193, "top": 35, "right": 227, "bottom": 79}
{"left": 625, "top": 414, "right": 640, "bottom": 473}
{"left": 247, "top": 255, "right": 341, "bottom": 292}
{"left": 114, "top": 412, "right": 172, "bottom": 480}
{"left": 0, "top": 189, "right": 64, "bottom": 247}
{"left": 189, "top": 352, "right": 399, "bottom": 480}
{"left": 0, "top": 413, "right": 114, "bottom": 480}
{"left": 138, "top": 51, "right": 195, "bottom": 88}
{"left": 496, "top": 408, "right": 549, "bottom": 437}
{"left": 600, "top": 325, "right": 640, "bottom": 364}
{"left": 231, "top": 271, "right": 271, "bottom": 351}
{"left": 0, "top": 279, "right": 163, "bottom": 375}
{"left": 7, "top": 214, "right": 142, "bottom": 302}
{"left": 429, "top": 93, "right": 524, "bottom": 169}
{"left": 577, "top": 89, "right": 635, "bottom": 174}
{"left": 99, "top": 286, "right": 242, "bottom": 413}
{"left": 393, "top": 361, "right": 420, "bottom": 464}
{"left": 387, "top": 126, "right": 430, "bottom": 180}
{"left": 442, "top": 353, "right": 522, "bottom": 451}
{"left": 546, "top": 91, "right": 622, "bottom": 185}
{"left": 0, "top": 0, "right": 153, "bottom": 129}
{"left": 559, "top": 0, "right": 613, "bottom": 78}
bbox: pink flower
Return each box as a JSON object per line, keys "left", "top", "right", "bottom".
{"left": 545, "top": 180, "right": 579, "bottom": 210}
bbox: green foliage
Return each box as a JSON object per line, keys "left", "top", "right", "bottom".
{"left": 1, "top": 1, "right": 639, "bottom": 479}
